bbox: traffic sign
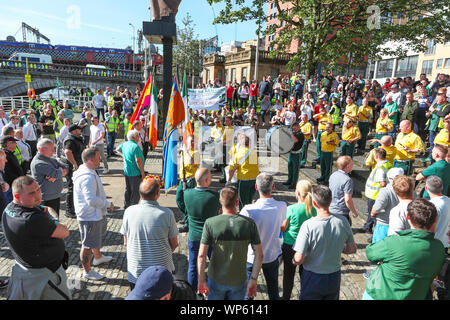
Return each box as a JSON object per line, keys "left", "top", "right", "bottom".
{"left": 54, "top": 82, "right": 63, "bottom": 87}
{"left": 25, "top": 74, "right": 31, "bottom": 83}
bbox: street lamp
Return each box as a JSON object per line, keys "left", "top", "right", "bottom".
{"left": 129, "top": 23, "right": 136, "bottom": 71}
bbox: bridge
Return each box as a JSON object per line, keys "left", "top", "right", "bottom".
{"left": 0, "top": 59, "right": 145, "bottom": 97}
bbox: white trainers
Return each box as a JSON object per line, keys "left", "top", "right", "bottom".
{"left": 83, "top": 270, "right": 105, "bottom": 281}
{"left": 92, "top": 255, "right": 113, "bottom": 266}
{"left": 102, "top": 169, "right": 109, "bottom": 174}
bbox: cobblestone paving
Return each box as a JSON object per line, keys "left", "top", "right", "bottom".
{"left": 0, "top": 138, "right": 373, "bottom": 300}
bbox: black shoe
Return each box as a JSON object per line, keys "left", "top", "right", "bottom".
{"left": 282, "top": 181, "right": 291, "bottom": 186}
{"left": 288, "top": 185, "right": 296, "bottom": 190}
{"left": 367, "top": 236, "right": 373, "bottom": 243}
{"left": 299, "top": 165, "right": 305, "bottom": 168}
{"left": 64, "top": 213, "right": 76, "bottom": 218}
{"left": 316, "top": 178, "right": 324, "bottom": 183}
{"left": 219, "top": 178, "right": 226, "bottom": 183}
{"left": 0, "top": 279, "right": 9, "bottom": 289}
{"left": 178, "top": 219, "right": 186, "bottom": 225}
{"left": 178, "top": 226, "right": 189, "bottom": 233}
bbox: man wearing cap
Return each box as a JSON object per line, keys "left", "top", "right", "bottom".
{"left": 393, "top": 120, "right": 425, "bottom": 175}
{"left": 62, "top": 124, "right": 85, "bottom": 218}
{"left": 120, "top": 178, "right": 178, "bottom": 289}
{"left": 126, "top": 266, "right": 173, "bottom": 300}
{"left": 1, "top": 135, "right": 25, "bottom": 203}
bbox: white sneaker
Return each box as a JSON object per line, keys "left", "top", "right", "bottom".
{"left": 92, "top": 255, "right": 113, "bottom": 266}
{"left": 83, "top": 270, "right": 105, "bottom": 281}
{"left": 102, "top": 169, "right": 109, "bottom": 174}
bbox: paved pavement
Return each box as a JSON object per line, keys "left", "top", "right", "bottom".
{"left": 0, "top": 134, "right": 376, "bottom": 301}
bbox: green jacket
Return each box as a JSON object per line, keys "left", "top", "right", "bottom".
{"left": 400, "top": 101, "right": 419, "bottom": 124}
{"left": 365, "top": 229, "right": 445, "bottom": 300}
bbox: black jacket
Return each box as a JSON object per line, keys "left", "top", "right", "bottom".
{"left": 3, "top": 149, "right": 24, "bottom": 185}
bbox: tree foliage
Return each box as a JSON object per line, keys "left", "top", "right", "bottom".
{"left": 173, "top": 13, "right": 203, "bottom": 79}
{"left": 207, "top": 0, "right": 450, "bottom": 80}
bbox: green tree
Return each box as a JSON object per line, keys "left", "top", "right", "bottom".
{"left": 207, "top": 0, "right": 450, "bottom": 81}
{"left": 173, "top": 13, "right": 203, "bottom": 83}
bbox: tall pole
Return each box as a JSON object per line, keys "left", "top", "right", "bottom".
{"left": 129, "top": 23, "right": 136, "bottom": 71}
{"left": 254, "top": 1, "right": 262, "bottom": 82}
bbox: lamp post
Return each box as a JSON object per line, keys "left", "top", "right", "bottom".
{"left": 129, "top": 23, "right": 136, "bottom": 71}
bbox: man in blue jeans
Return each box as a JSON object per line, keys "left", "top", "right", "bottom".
{"left": 198, "top": 187, "right": 263, "bottom": 300}
{"left": 104, "top": 110, "right": 121, "bottom": 157}
{"left": 293, "top": 185, "right": 357, "bottom": 300}
{"left": 241, "top": 173, "right": 287, "bottom": 300}
{"left": 183, "top": 168, "right": 219, "bottom": 292}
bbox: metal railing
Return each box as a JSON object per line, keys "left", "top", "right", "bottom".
{"left": 0, "top": 95, "right": 93, "bottom": 111}
{"left": 0, "top": 59, "right": 143, "bottom": 82}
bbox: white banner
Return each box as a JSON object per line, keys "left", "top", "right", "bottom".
{"left": 188, "top": 87, "right": 226, "bottom": 111}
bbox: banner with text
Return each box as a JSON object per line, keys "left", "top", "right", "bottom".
{"left": 188, "top": 87, "right": 226, "bottom": 111}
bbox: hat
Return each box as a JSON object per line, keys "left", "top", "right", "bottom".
{"left": 387, "top": 167, "right": 404, "bottom": 180}
{"left": 391, "top": 84, "right": 398, "bottom": 89}
{"left": 69, "top": 124, "right": 81, "bottom": 132}
{"left": 0, "top": 135, "right": 18, "bottom": 145}
{"left": 125, "top": 266, "right": 173, "bottom": 300}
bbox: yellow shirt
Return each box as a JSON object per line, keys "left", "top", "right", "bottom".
{"left": 434, "top": 128, "right": 449, "bottom": 146}
{"left": 343, "top": 104, "right": 358, "bottom": 122}
{"left": 342, "top": 125, "right": 361, "bottom": 142}
{"left": 211, "top": 125, "right": 224, "bottom": 141}
{"left": 358, "top": 106, "right": 372, "bottom": 122}
{"left": 229, "top": 146, "right": 260, "bottom": 180}
{"left": 376, "top": 117, "right": 393, "bottom": 133}
{"left": 317, "top": 113, "right": 332, "bottom": 131}
{"left": 223, "top": 126, "right": 235, "bottom": 145}
{"left": 320, "top": 131, "right": 340, "bottom": 152}
{"left": 394, "top": 132, "right": 425, "bottom": 160}
{"left": 365, "top": 145, "right": 397, "bottom": 170}
{"left": 300, "top": 121, "right": 312, "bottom": 140}
{"left": 178, "top": 149, "right": 200, "bottom": 178}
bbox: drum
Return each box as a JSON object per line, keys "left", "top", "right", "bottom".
{"left": 266, "top": 126, "right": 294, "bottom": 155}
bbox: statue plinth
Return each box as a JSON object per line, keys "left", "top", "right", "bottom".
{"left": 142, "top": 20, "right": 177, "bottom": 44}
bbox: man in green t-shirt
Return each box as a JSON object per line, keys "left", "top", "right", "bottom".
{"left": 198, "top": 187, "right": 263, "bottom": 300}
{"left": 416, "top": 144, "right": 450, "bottom": 197}
{"left": 385, "top": 95, "right": 398, "bottom": 139}
{"left": 183, "top": 168, "right": 220, "bottom": 292}
{"left": 363, "top": 198, "right": 445, "bottom": 300}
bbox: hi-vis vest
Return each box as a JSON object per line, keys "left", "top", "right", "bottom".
{"left": 438, "top": 104, "right": 449, "bottom": 129}
{"left": 123, "top": 118, "right": 130, "bottom": 137}
{"left": 14, "top": 146, "right": 23, "bottom": 165}
{"left": 49, "top": 99, "right": 57, "bottom": 107}
{"left": 331, "top": 106, "right": 340, "bottom": 125}
{"left": 365, "top": 161, "right": 392, "bottom": 200}
{"left": 106, "top": 117, "right": 120, "bottom": 133}
{"left": 107, "top": 96, "right": 114, "bottom": 107}
{"left": 54, "top": 118, "right": 64, "bottom": 138}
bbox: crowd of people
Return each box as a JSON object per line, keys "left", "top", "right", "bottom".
{"left": 0, "top": 69, "right": 449, "bottom": 301}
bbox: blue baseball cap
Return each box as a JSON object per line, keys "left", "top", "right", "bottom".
{"left": 125, "top": 266, "right": 173, "bottom": 300}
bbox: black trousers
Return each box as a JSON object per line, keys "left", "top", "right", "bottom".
{"left": 26, "top": 140, "right": 38, "bottom": 158}
{"left": 61, "top": 159, "right": 76, "bottom": 216}
{"left": 43, "top": 198, "right": 61, "bottom": 218}
{"left": 124, "top": 175, "right": 141, "bottom": 209}
{"left": 281, "top": 243, "right": 303, "bottom": 300}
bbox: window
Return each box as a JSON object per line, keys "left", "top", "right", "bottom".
{"left": 206, "top": 68, "right": 210, "bottom": 82}
{"left": 445, "top": 58, "right": 450, "bottom": 68}
{"left": 241, "top": 67, "right": 247, "bottom": 80}
{"left": 436, "top": 59, "right": 443, "bottom": 69}
{"left": 376, "top": 58, "right": 395, "bottom": 78}
{"left": 231, "top": 68, "right": 236, "bottom": 82}
{"left": 425, "top": 40, "right": 436, "bottom": 55}
{"left": 395, "top": 55, "right": 418, "bottom": 78}
{"left": 421, "top": 60, "right": 434, "bottom": 75}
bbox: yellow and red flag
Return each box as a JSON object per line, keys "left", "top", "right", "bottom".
{"left": 129, "top": 74, "right": 151, "bottom": 130}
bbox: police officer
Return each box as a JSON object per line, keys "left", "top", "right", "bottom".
{"left": 62, "top": 124, "right": 85, "bottom": 218}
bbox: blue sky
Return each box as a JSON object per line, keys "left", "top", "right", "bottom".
{"left": 0, "top": 0, "right": 259, "bottom": 50}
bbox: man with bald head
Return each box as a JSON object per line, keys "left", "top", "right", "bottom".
{"left": 120, "top": 178, "right": 179, "bottom": 289}
{"left": 183, "top": 168, "right": 220, "bottom": 292}
{"left": 393, "top": 120, "right": 425, "bottom": 175}
{"left": 367, "top": 135, "right": 396, "bottom": 169}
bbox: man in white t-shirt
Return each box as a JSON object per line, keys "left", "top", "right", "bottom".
{"left": 426, "top": 175, "right": 450, "bottom": 248}
{"left": 240, "top": 173, "right": 286, "bottom": 300}
{"left": 89, "top": 116, "right": 108, "bottom": 174}
{"left": 388, "top": 175, "right": 415, "bottom": 236}
{"left": 284, "top": 104, "right": 297, "bottom": 126}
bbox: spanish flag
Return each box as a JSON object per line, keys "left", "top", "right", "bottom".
{"left": 148, "top": 75, "right": 158, "bottom": 150}
{"left": 129, "top": 74, "right": 151, "bottom": 130}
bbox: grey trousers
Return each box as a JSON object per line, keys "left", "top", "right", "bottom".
{"left": 94, "top": 144, "right": 108, "bottom": 170}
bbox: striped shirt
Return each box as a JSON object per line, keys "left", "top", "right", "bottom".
{"left": 120, "top": 200, "right": 178, "bottom": 284}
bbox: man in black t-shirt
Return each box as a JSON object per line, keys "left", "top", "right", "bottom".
{"left": 39, "top": 108, "right": 56, "bottom": 142}
{"left": 62, "top": 125, "right": 85, "bottom": 218}
{"left": 2, "top": 176, "right": 71, "bottom": 300}
{"left": 283, "top": 122, "right": 305, "bottom": 189}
